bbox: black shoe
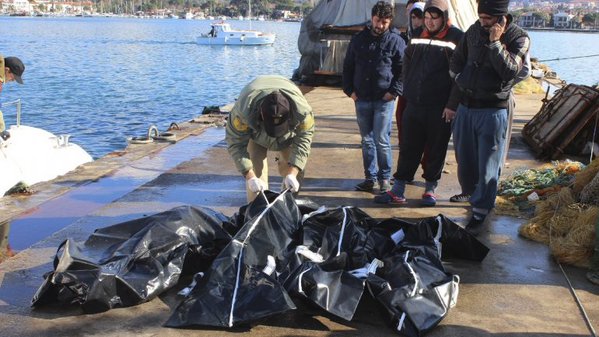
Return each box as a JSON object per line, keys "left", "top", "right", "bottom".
{"left": 355, "top": 179, "right": 375, "bottom": 192}
{"left": 450, "top": 193, "right": 471, "bottom": 202}
{"left": 465, "top": 213, "right": 486, "bottom": 236}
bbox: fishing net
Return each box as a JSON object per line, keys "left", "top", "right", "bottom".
{"left": 495, "top": 160, "right": 583, "bottom": 217}
{"left": 572, "top": 157, "right": 599, "bottom": 194}
{"left": 580, "top": 170, "right": 599, "bottom": 206}
{"left": 513, "top": 77, "right": 544, "bottom": 95}
{"left": 549, "top": 207, "right": 598, "bottom": 267}
{"left": 495, "top": 195, "right": 522, "bottom": 218}
{"left": 519, "top": 187, "right": 599, "bottom": 267}
{"left": 518, "top": 187, "right": 576, "bottom": 244}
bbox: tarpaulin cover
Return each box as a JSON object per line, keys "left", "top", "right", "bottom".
{"left": 31, "top": 205, "right": 232, "bottom": 313}
{"left": 377, "top": 214, "right": 490, "bottom": 262}
{"left": 33, "top": 192, "right": 489, "bottom": 336}
{"left": 284, "top": 208, "right": 474, "bottom": 335}
{"left": 165, "top": 191, "right": 302, "bottom": 328}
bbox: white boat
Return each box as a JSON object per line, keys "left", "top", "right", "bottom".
{"left": 197, "top": 22, "right": 275, "bottom": 45}
{"left": 0, "top": 100, "right": 93, "bottom": 196}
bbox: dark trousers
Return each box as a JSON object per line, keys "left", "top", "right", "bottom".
{"left": 393, "top": 97, "right": 428, "bottom": 180}
{"left": 395, "top": 103, "right": 451, "bottom": 183}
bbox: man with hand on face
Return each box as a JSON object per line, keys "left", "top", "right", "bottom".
{"left": 376, "top": 0, "right": 463, "bottom": 207}
{"left": 226, "top": 75, "right": 315, "bottom": 203}
{"left": 450, "top": 0, "right": 530, "bottom": 234}
{"left": 343, "top": 1, "right": 405, "bottom": 195}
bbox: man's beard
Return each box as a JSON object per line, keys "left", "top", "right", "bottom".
{"left": 371, "top": 26, "right": 386, "bottom": 36}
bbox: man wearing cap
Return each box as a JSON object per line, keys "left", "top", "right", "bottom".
{"left": 450, "top": 0, "right": 530, "bottom": 234}
{"left": 343, "top": 1, "right": 405, "bottom": 195}
{"left": 0, "top": 56, "right": 25, "bottom": 137}
{"left": 226, "top": 75, "right": 315, "bottom": 202}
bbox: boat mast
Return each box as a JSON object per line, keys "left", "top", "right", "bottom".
{"left": 249, "top": 0, "right": 252, "bottom": 30}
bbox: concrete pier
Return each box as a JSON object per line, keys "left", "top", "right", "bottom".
{"left": 0, "top": 87, "right": 597, "bottom": 336}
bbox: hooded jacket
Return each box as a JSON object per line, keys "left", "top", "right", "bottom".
{"left": 342, "top": 26, "right": 406, "bottom": 100}
{"left": 401, "top": 0, "right": 463, "bottom": 109}
{"left": 406, "top": 2, "right": 425, "bottom": 41}
{"left": 226, "top": 75, "right": 315, "bottom": 174}
{"left": 450, "top": 18, "right": 530, "bottom": 108}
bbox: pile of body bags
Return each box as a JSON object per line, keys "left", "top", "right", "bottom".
{"left": 32, "top": 191, "right": 489, "bottom": 336}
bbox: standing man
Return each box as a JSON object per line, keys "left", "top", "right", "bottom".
{"left": 450, "top": 0, "right": 530, "bottom": 233}
{"left": 343, "top": 1, "right": 405, "bottom": 194}
{"left": 0, "top": 56, "right": 25, "bottom": 138}
{"left": 226, "top": 75, "right": 315, "bottom": 203}
{"left": 376, "top": 0, "right": 463, "bottom": 206}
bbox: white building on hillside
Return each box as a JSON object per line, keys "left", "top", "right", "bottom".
{"left": 1, "top": 0, "right": 33, "bottom": 13}
{"left": 553, "top": 12, "right": 574, "bottom": 28}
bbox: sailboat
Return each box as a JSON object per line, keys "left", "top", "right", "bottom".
{"left": 196, "top": 0, "right": 275, "bottom": 46}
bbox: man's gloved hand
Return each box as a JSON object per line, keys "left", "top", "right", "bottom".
{"left": 284, "top": 174, "right": 300, "bottom": 193}
{"left": 0, "top": 131, "right": 10, "bottom": 141}
{"left": 247, "top": 177, "right": 265, "bottom": 193}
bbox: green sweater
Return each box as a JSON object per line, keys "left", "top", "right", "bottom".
{"left": 225, "top": 75, "right": 315, "bottom": 174}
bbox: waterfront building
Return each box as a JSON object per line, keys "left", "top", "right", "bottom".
{"left": 519, "top": 12, "right": 546, "bottom": 27}
{"left": 1, "top": 0, "right": 33, "bottom": 14}
{"left": 553, "top": 11, "right": 574, "bottom": 28}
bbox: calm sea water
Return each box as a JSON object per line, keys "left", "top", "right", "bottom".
{"left": 528, "top": 31, "right": 599, "bottom": 86}
{"left": 1, "top": 18, "right": 598, "bottom": 159}
{"left": 0, "top": 17, "right": 301, "bottom": 158}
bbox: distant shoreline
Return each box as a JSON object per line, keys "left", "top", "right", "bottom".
{"left": 525, "top": 27, "right": 599, "bottom": 34}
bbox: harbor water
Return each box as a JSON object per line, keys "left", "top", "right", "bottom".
{"left": 1, "top": 17, "right": 301, "bottom": 159}
{"left": 1, "top": 17, "right": 598, "bottom": 159}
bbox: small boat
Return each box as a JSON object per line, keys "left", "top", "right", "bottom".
{"left": 0, "top": 100, "right": 93, "bottom": 196}
{"left": 197, "top": 22, "right": 275, "bottom": 46}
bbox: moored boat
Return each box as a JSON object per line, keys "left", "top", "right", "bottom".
{"left": 0, "top": 100, "right": 93, "bottom": 196}
{"left": 197, "top": 22, "right": 275, "bottom": 46}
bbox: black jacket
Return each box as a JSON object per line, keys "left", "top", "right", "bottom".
{"left": 450, "top": 21, "right": 529, "bottom": 108}
{"left": 342, "top": 26, "right": 405, "bottom": 101}
{"left": 402, "top": 26, "right": 464, "bottom": 109}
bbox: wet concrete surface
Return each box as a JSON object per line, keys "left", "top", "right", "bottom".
{"left": 0, "top": 88, "right": 597, "bottom": 337}
{"left": 3, "top": 127, "right": 225, "bottom": 251}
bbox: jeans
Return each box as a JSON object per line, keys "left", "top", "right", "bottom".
{"left": 453, "top": 104, "right": 508, "bottom": 211}
{"left": 355, "top": 99, "right": 395, "bottom": 181}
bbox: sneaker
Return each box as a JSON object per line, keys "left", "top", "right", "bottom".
{"left": 450, "top": 193, "right": 471, "bottom": 202}
{"left": 465, "top": 213, "right": 486, "bottom": 236}
{"left": 355, "top": 179, "right": 376, "bottom": 192}
{"left": 374, "top": 191, "right": 407, "bottom": 205}
{"left": 379, "top": 180, "right": 391, "bottom": 194}
{"left": 421, "top": 193, "right": 437, "bottom": 207}
{"left": 586, "top": 271, "right": 599, "bottom": 285}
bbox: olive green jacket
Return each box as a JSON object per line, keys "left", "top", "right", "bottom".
{"left": 225, "top": 75, "right": 315, "bottom": 174}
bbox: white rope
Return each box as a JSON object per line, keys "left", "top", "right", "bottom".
{"left": 589, "top": 108, "right": 599, "bottom": 162}
{"left": 228, "top": 190, "right": 288, "bottom": 327}
{"left": 336, "top": 206, "right": 350, "bottom": 257}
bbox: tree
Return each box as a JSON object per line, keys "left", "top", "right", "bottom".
{"left": 583, "top": 13, "right": 599, "bottom": 28}
{"left": 532, "top": 11, "right": 550, "bottom": 27}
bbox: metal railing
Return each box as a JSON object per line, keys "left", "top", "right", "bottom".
{"left": 0, "top": 99, "right": 22, "bottom": 126}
